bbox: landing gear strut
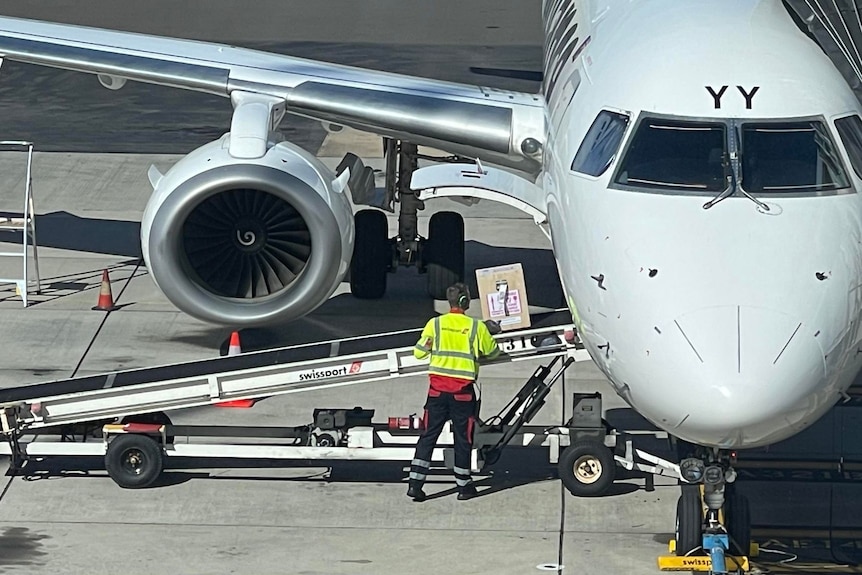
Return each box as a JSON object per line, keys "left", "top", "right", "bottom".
{"left": 669, "top": 448, "right": 751, "bottom": 573}
{"left": 348, "top": 139, "right": 465, "bottom": 300}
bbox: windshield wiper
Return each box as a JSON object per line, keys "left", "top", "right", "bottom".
{"left": 703, "top": 125, "right": 770, "bottom": 211}
{"left": 736, "top": 182, "right": 771, "bottom": 211}
{"left": 702, "top": 158, "right": 735, "bottom": 209}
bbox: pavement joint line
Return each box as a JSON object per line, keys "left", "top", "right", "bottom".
{"left": 0, "top": 518, "right": 664, "bottom": 535}
{"left": 556, "top": 370, "right": 567, "bottom": 574}
{"left": 69, "top": 258, "right": 143, "bottom": 378}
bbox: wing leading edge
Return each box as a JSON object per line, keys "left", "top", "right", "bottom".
{"left": 0, "top": 16, "right": 545, "bottom": 171}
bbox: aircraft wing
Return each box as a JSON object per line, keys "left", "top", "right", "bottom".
{"left": 0, "top": 16, "right": 544, "bottom": 171}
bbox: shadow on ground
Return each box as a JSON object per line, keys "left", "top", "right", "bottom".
{"left": 8, "top": 441, "right": 649, "bottom": 502}
{"left": 198, "top": 241, "right": 563, "bottom": 352}
{"left": 0, "top": 257, "right": 142, "bottom": 306}
{"left": 0, "top": 211, "right": 141, "bottom": 258}
{"left": 0, "top": 211, "right": 560, "bottom": 349}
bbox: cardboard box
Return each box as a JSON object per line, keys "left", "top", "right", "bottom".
{"left": 475, "top": 263, "right": 531, "bottom": 331}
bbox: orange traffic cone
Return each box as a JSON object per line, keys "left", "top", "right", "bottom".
{"left": 217, "top": 331, "right": 255, "bottom": 407}
{"left": 92, "top": 269, "right": 118, "bottom": 311}
{"left": 227, "top": 331, "right": 242, "bottom": 356}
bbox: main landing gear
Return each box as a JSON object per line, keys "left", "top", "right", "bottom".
{"left": 663, "top": 448, "right": 752, "bottom": 574}
{"left": 348, "top": 139, "right": 465, "bottom": 301}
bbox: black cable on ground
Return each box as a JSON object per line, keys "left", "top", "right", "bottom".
{"left": 0, "top": 260, "right": 143, "bottom": 511}
{"left": 0, "top": 262, "right": 141, "bottom": 508}
{"left": 557, "top": 369, "right": 566, "bottom": 574}
{"left": 0, "top": 470, "right": 15, "bottom": 505}
{"left": 70, "top": 259, "right": 142, "bottom": 378}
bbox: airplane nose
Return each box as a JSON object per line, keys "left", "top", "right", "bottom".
{"left": 644, "top": 305, "right": 826, "bottom": 447}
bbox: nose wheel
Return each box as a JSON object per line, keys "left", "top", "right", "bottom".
{"left": 662, "top": 449, "right": 752, "bottom": 573}
{"left": 675, "top": 484, "right": 703, "bottom": 556}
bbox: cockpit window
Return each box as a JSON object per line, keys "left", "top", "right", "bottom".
{"left": 835, "top": 115, "right": 862, "bottom": 180}
{"left": 571, "top": 110, "right": 629, "bottom": 177}
{"left": 740, "top": 121, "right": 848, "bottom": 193}
{"left": 614, "top": 119, "right": 727, "bottom": 191}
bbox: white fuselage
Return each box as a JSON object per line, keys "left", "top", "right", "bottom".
{"left": 543, "top": 0, "right": 862, "bottom": 448}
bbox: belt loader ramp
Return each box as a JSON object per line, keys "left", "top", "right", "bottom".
{"left": 0, "top": 317, "right": 679, "bottom": 493}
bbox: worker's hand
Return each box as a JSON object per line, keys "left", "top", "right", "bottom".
{"left": 484, "top": 319, "right": 502, "bottom": 335}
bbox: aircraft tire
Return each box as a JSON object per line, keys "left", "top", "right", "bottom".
{"left": 726, "top": 491, "right": 751, "bottom": 556}
{"left": 350, "top": 209, "right": 389, "bottom": 299}
{"left": 105, "top": 434, "right": 164, "bottom": 489}
{"left": 425, "top": 211, "right": 464, "bottom": 300}
{"left": 675, "top": 484, "right": 703, "bottom": 556}
{"left": 558, "top": 440, "right": 615, "bottom": 496}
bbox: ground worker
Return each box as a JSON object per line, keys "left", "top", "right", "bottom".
{"left": 407, "top": 282, "right": 501, "bottom": 502}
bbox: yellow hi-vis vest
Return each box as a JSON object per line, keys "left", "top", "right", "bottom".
{"left": 413, "top": 312, "right": 501, "bottom": 381}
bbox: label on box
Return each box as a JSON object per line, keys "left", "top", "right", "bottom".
{"left": 475, "top": 263, "right": 531, "bottom": 331}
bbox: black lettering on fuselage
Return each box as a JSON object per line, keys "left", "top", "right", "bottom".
{"left": 705, "top": 85, "right": 760, "bottom": 109}
{"left": 706, "top": 85, "right": 728, "bottom": 109}
{"left": 737, "top": 85, "right": 760, "bottom": 109}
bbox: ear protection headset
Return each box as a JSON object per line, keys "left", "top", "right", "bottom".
{"left": 456, "top": 283, "right": 471, "bottom": 310}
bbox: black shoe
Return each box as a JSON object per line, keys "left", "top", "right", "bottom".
{"left": 457, "top": 484, "right": 478, "bottom": 500}
{"left": 407, "top": 484, "right": 427, "bottom": 502}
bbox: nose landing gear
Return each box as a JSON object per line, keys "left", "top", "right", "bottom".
{"left": 661, "top": 449, "right": 752, "bottom": 574}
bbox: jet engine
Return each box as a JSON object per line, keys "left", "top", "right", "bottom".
{"left": 141, "top": 134, "right": 355, "bottom": 326}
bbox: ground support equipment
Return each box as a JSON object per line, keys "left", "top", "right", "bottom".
{"left": 0, "top": 321, "right": 571, "bottom": 485}
{"left": 0, "top": 316, "right": 682, "bottom": 494}
{"left": 474, "top": 362, "right": 679, "bottom": 497}
{"left": 0, "top": 140, "right": 41, "bottom": 306}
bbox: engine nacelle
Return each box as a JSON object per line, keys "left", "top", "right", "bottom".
{"left": 141, "top": 134, "right": 354, "bottom": 326}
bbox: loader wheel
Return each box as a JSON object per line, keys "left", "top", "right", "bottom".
{"left": 675, "top": 484, "right": 703, "bottom": 556}
{"left": 424, "top": 211, "right": 464, "bottom": 300}
{"left": 105, "top": 434, "right": 164, "bottom": 489}
{"left": 558, "top": 440, "right": 615, "bottom": 496}
{"left": 351, "top": 209, "right": 390, "bottom": 299}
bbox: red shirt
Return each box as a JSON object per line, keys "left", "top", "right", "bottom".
{"left": 427, "top": 308, "right": 474, "bottom": 395}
